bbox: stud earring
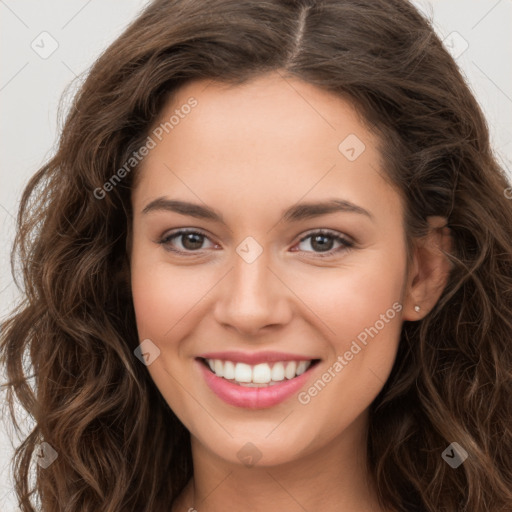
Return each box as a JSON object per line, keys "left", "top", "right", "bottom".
{"left": 414, "top": 305, "right": 421, "bottom": 312}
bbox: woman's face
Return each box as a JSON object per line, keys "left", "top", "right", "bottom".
{"left": 130, "top": 72, "right": 413, "bottom": 466}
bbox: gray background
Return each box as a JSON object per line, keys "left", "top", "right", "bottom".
{"left": 1, "top": 1, "right": 511, "bottom": 510}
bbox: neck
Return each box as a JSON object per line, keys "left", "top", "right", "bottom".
{"left": 172, "top": 410, "right": 390, "bottom": 512}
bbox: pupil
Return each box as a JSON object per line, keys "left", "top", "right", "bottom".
{"left": 312, "top": 235, "right": 333, "bottom": 252}
{"left": 183, "top": 233, "right": 203, "bottom": 250}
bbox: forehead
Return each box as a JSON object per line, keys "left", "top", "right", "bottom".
{"left": 132, "top": 72, "right": 402, "bottom": 226}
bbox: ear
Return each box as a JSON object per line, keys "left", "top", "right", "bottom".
{"left": 402, "top": 216, "right": 454, "bottom": 321}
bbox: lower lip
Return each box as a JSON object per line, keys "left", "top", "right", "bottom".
{"left": 197, "top": 359, "right": 318, "bottom": 409}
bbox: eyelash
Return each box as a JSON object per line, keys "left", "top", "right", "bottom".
{"left": 157, "top": 228, "right": 355, "bottom": 258}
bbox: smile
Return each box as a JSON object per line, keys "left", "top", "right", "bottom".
{"left": 196, "top": 354, "right": 321, "bottom": 409}
{"left": 202, "top": 358, "right": 317, "bottom": 386}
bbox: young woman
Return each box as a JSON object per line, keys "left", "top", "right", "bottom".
{"left": 1, "top": 1, "right": 511, "bottom": 511}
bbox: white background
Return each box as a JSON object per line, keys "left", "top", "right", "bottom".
{"left": 1, "top": 1, "right": 511, "bottom": 510}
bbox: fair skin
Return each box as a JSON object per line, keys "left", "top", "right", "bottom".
{"left": 129, "top": 71, "right": 452, "bottom": 512}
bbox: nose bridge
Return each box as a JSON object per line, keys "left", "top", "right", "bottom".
{"left": 230, "top": 247, "right": 274, "bottom": 310}
{"left": 214, "top": 243, "right": 289, "bottom": 333}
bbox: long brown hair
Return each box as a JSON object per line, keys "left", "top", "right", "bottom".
{"left": 1, "top": 0, "right": 512, "bottom": 510}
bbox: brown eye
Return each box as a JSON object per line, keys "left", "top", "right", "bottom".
{"left": 179, "top": 232, "right": 205, "bottom": 250}
{"left": 159, "top": 229, "right": 216, "bottom": 253}
{"left": 294, "top": 230, "right": 354, "bottom": 257}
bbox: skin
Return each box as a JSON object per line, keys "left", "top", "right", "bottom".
{"left": 129, "top": 71, "right": 452, "bottom": 512}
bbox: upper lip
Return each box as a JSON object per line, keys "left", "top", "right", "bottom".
{"left": 197, "top": 351, "right": 319, "bottom": 365}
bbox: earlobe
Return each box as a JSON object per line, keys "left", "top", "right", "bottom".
{"left": 402, "top": 216, "right": 453, "bottom": 321}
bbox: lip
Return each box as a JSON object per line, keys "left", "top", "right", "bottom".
{"left": 197, "top": 350, "right": 316, "bottom": 365}
{"left": 196, "top": 357, "right": 320, "bottom": 409}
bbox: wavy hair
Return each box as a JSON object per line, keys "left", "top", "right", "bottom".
{"left": 1, "top": 0, "right": 512, "bottom": 511}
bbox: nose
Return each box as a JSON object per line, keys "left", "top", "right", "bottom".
{"left": 213, "top": 248, "right": 293, "bottom": 337}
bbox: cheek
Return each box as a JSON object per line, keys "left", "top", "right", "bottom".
{"left": 292, "top": 250, "right": 405, "bottom": 414}
{"left": 129, "top": 253, "right": 206, "bottom": 420}
{"left": 130, "top": 250, "right": 210, "bottom": 339}
{"left": 131, "top": 263, "right": 172, "bottom": 338}
{"left": 297, "top": 256, "right": 405, "bottom": 344}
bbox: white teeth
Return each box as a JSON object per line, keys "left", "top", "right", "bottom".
{"left": 252, "top": 363, "right": 271, "bottom": 384}
{"left": 271, "top": 362, "right": 285, "bottom": 381}
{"left": 296, "top": 361, "right": 308, "bottom": 375}
{"left": 214, "top": 359, "right": 224, "bottom": 378}
{"left": 223, "top": 360, "right": 235, "bottom": 380}
{"left": 284, "top": 361, "right": 297, "bottom": 379}
{"left": 234, "top": 362, "right": 252, "bottom": 383}
{"left": 204, "top": 358, "right": 314, "bottom": 385}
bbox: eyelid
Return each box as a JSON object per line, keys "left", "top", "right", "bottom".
{"left": 294, "top": 228, "right": 355, "bottom": 258}
{"left": 157, "top": 227, "right": 355, "bottom": 257}
{"left": 158, "top": 228, "right": 217, "bottom": 252}
{"left": 297, "top": 228, "right": 352, "bottom": 243}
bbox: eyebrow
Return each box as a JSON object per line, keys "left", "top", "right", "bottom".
{"left": 141, "top": 197, "right": 374, "bottom": 223}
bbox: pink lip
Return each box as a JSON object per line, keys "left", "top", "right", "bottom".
{"left": 196, "top": 358, "right": 319, "bottom": 409}
{"left": 197, "top": 350, "right": 316, "bottom": 365}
